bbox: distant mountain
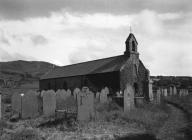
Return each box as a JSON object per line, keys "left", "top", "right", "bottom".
{"left": 0, "top": 60, "right": 58, "bottom": 88}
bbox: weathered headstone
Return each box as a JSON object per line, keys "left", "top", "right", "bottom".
{"left": 12, "top": 93, "right": 22, "bottom": 114}
{"left": 173, "top": 86, "right": 177, "bottom": 95}
{"left": 179, "top": 89, "right": 182, "bottom": 96}
{"left": 43, "top": 90, "right": 56, "bottom": 117}
{"left": 164, "top": 89, "right": 168, "bottom": 97}
{"left": 156, "top": 89, "right": 161, "bottom": 104}
{"left": 87, "top": 91, "right": 94, "bottom": 119}
{"left": 160, "top": 88, "right": 163, "bottom": 96}
{"left": 183, "top": 89, "right": 188, "bottom": 96}
{"left": 77, "top": 87, "right": 94, "bottom": 121}
{"left": 73, "top": 88, "right": 80, "bottom": 101}
{"left": 148, "top": 79, "right": 153, "bottom": 101}
{"left": 40, "top": 90, "right": 46, "bottom": 98}
{"left": 100, "top": 88, "right": 108, "bottom": 103}
{"left": 22, "top": 90, "right": 39, "bottom": 118}
{"left": 179, "top": 89, "right": 186, "bottom": 96}
{"left": 77, "top": 90, "right": 89, "bottom": 121}
{"left": 96, "top": 92, "right": 100, "bottom": 100}
{"left": 124, "top": 84, "right": 135, "bottom": 113}
{"left": 56, "top": 89, "right": 67, "bottom": 110}
{"left": 104, "top": 87, "right": 109, "bottom": 95}
{"left": 66, "top": 89, "right": 72, "bottom": 97}
{"left": 186, "top": 90, "right": 189, "bottom": 96}
{"left": 169, "top": 87, "right": 173, "bottom": 96}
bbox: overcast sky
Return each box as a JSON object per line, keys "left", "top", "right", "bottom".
{"left": 0, "top": 0, "right": 192, "bottom": 76}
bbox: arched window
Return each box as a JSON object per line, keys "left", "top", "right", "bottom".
{"left": 134, "top": 83, "right": 138, "bottom": 96}
{"left": 132, "top": 41, "right": 136, "bottom": 52}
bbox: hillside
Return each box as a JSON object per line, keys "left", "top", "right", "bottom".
{"left": 0, "top": 60, "right": 58, "bottom": 89}
{"left": 151, "top": 76, "right": 192, "bottom": 93}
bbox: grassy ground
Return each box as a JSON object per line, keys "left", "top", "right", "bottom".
{"left": 0, "top": 100, "right": 171, "bottom": 140}
{"left": 3, "top": 95, "right": 192, "bottom": 140}
{"left": 165, "top": 94, "right": 192, "bottom": 140}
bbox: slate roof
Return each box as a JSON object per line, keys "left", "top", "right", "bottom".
{"left": 40, "top": 55, "right": 128, "bottom": 80}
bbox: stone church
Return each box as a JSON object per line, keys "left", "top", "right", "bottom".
{"left": 40, "top": 33, "right": 150, "bottom": 100}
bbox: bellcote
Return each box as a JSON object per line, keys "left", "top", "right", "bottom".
{"left": 124, "top": 33, "right": 138, "bottom": 57}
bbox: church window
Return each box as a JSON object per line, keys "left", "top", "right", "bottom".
{"left": 132, "top": 41, "right": 136, "bottom": 52}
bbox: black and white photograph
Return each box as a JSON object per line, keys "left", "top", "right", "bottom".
{"left": 0, "top": 0, "right": 191, "bottom": 140}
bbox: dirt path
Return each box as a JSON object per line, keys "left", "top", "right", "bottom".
{"left": 156, "top": 104, "right": 188, "bottom": 140}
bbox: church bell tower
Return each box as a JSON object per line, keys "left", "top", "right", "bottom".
{"left": 124, "top": 33, "right": 139, "bottom": 57}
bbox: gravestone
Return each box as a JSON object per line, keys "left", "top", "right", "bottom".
{"left": 96, "top": 92, "right": 100, "bottom": 100}
{"left": 40, "top": 90, "right": 46, "bottom": 98}
{"left": 77, "top": 90, "right": 89, "bottom": 121}
{"left": 179, "top": 89, "right": 182, "bottom": 96}
{"left": 169, "top": 87, "right": 173, "bottom": 96}
{"left": 179, "top": 89, "right": 185, "bottom": 96}
{"left": 73, "top": 88, "right": 80, "bottom": 101}
{"left": 22, "top": 90, "right": 39, "bottom": 118}
{"left": 173, "top": 86, "right": 177, "bottom": 95}
{"left": 184, "top": 89, "right": 188, "bottom": 96}
{"left": 156, "top": 89, "right": 161, "bottom": 104}
{"left": 104, "top": 87, "right": 109, "bottom": 95}
{"left": 66, "top": 89, "right": 72, "bottom": 97}
{"left": 124, "top": 84, "right": 135, "bottom": 113}
{"left": 186, "top": 90, "right": 189, "bottom": 96}
{"left": 56, "top": 89, "right": 67, "bottom": 110}
{"left": 43, "top": 90, "right": 56, "bottom": 117}
{"left": 77, "top": 87, "right": 94, "bottom": 121}
{"left": 87, "top": 91, "right": 94, "bottom": 119}
{"left": 164, "top": 89, "right": 168, "bottom": 97}
{"left": 148, "top": 79, "right": 153, "bottom": 101}
{"left": 100, "top": 88, "right": 108, "bottom": 103}
{"left": 12, "top": 93, "right": 21, "bottom": 114}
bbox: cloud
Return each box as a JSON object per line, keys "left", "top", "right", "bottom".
{"left": 30, "top": 35, "right": 48, "bottom": 46}
{"left": 0, "top": 36, "right": 10, "bottom": 45}
{"left": 0, "top": 30, "right": 10, "bottom": 45}
{"left": 0, "top": 0, "right": 191, "bottom": 19}
{"left": 0, "top": 9, "right": 192, "bottom": 76}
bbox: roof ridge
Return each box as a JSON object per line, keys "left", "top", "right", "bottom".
{"left": 56, "top": 54, "right": 125, "bottom": 69}
{"left": 40, "top": 54, "right": 128, "bottom": 80}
